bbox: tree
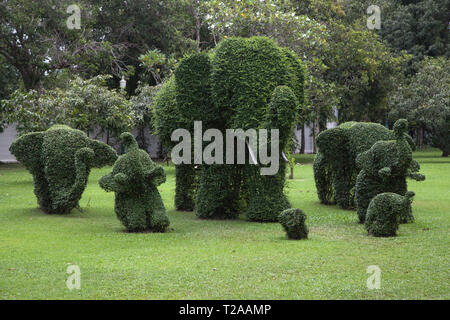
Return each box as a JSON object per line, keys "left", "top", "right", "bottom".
{"left": 380, "top": 0, "right": 449, "bottom": 72}
{"left": 389, "top": 57, "right": 450, "bottom": 156}
{"left": 0, "top": 0, "right": 122, "bottom": 90}
{"left": 2, "top": 75, "right": 134, "bottom": 141}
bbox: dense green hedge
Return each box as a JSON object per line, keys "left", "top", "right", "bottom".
{"left": 314, "top": 121, "right": 416, "bottom": 209}
{"left": 99, "top": 133, "right": 169, "bottom": 232}
{"left": 10, "top": 125, "right": 117, "bottom": 214}
{"left": 355, "top": 119, "right": 425, "bottom": 223}
{"left": 365, "top": 192, "right": 415, "bottom": 237}
{"left": 279, "top": 208, "right": 309, "bottom": 240}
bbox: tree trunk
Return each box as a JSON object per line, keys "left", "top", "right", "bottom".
{"left": 289, "top": 166, "right": 294, "bottom": 179}
{"left": 417, "top": 127, "right": 424, "bottom": 148}
{"left": 313, "top": 119, "right": 320, "bottom": 154}
{"left": 443, "top": 150, "right": 449, "bottom": 157}
{"left": 300, "top": 127, "right": 305, "bottom": 154}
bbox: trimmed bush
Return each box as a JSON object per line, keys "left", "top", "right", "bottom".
{"left": 365, "top": 192, "right": 415, "bottom": 237}
{"left": 355, "top": 119, "right": 425, "bottom": 223}
{"left": 9, "top": 125, "right": 117, "bottom": 214}
{"left": 314, "top": 121, "right": 416, "bottom": 209}
{"left": 279, "top": 208, "right": 309, "bottom": 240}
{"left": 99, "top": 133, "right": 169, "bottom": 232}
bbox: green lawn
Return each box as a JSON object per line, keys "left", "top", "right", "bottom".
{"left": 0, "top": 149, "right": 449, "bottom": 299}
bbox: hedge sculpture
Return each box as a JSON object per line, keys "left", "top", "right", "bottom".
{"left": 365, "top": 192, "right": 415, "bottom": 237}
{"left": 355, "top": 119, "right": 425, "bottom": 223}
{"left": 314, "top": 121, "right": 416, "bottom": 209}
{"left": 99, "top": 132, "right": 169, "bottom": 232}
{"left": 152, "top": 77, "right": 198, "bottom": 211}
{"left": 177, "top": 37, "right": 304, "bottom": 221}
{"left": 279, "top": 208, "right": 309, "bottom": 240}
{"left": 9, "top": 125, "right": 117, "bottom": 214}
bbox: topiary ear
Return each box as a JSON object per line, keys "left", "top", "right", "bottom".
{"left": 9, "top": 132, "right": 44, "bottom": 171}
{"left": 266, "top": 86, "right": 298, "bottom": 147}
{"left": 120, "top": 132, "right": 138, "bottom": 152}
{"left": 88, "top": 139, "right": 117, "bottom": 167}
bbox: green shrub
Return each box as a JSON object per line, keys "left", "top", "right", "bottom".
{"left": 365, "top": 192, "right": 415, "bottom": 237}
{"left": 10, "top": 125, "right": 117, "bottom": 214}
{"left": 279, "top": 208, "right": 309, "bottom": 240}
{"left": 355, "top": 119, "right": 425, "bottom": 223}
{"left": 314, "top": 121, "right": 416, "bottom": 209}
{"left": 99, "top": 133, "right": 169, "bottom": 232}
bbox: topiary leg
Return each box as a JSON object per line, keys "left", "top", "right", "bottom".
{"left": 174, "top": 164, "right": 197, "bottom": 211}
{"left": 246, "top": 162, "right": 290, "bottom": 222}
{"left": 313, "top": 151, "right": 335, "bottom": 204}
{"left": 195, "top": 164, "right": 239, "bottom": 219}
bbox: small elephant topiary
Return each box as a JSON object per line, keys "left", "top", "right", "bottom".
{"left": 279, "top": 208, "right": 309, "bottom": 240}
{"left": 355, "top": 119, "right": 425, "bottom": 223}
{"left": 99, "top": 132, "right": 169, "bottom": 232}
{"left": 313, "top": 121, "right": 416, "bottom": 209}
{"left": 9, "top": 125, "right": 117, "bottom": 214}
{"left": 365, "top": 191, "right": 415, "bottom": 237}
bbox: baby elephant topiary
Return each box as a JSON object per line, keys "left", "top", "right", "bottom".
{"left": 99, "top": 133, "right": 169, "bottom": 232}
{"left": 279, "top": 208, "right": 309, "bottom": 240}
{"left": 9, "top": 125, "right": 117, "bottom": 214}
{"left": 365, "top": 191, "right": 415, "bottom": 237}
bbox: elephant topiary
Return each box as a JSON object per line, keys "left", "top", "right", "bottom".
{"left": 9, "top": 125, "right": 117, "bottom": 214}
{"left": 365, "top": 191, "right": 416, "bottom": 237}
{"left": 171, "top": 37, "right": 305, "bottom": 221}
{"left": 279, "top": 208, "right": 309, "bottom": 240}
{"left": 99, "top": 132, "right": 169, "bottom": 232}
{"left": 313, "top": 121, "right": 416, "bottom": 209}
{"left": 355, "top": 119, "right": 425, "bottom": 223}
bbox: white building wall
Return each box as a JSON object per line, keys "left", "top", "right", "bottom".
{"left": 0, "top": 124, "right": 161, "bottom": 163}
{"left": 1, "top": 119, "right": 338, "bottom": 163}
{"left": 0, "top": 124, "right": 18, "bottom": 163}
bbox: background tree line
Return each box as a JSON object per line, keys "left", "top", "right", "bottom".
{"left": 0, "top": 0, "right": 448, "bottom": 155}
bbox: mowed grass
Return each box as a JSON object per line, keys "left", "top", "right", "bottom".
{"left": 0, "top": 149, "right": 448, "bottom": 299}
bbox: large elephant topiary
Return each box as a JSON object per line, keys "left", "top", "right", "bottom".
{"left": 313, "top": 121, "right": 416, "bottom": 209}
{"left": 167, "top": 37, "right": 305, "bottom": 221}
{"left": 99, "top": 133, "right": 169, "bottom": 232}
{"left": 355, "top": 119, "right": 425, "bottom": 223}
{"left": 9, "top": 125, "right": 117, "bottom": 214}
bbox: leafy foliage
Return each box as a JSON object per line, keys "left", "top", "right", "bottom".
{"left": 2, "top": 75, "right": 134, "bottom": 140}
{"left": 279, "top": 208, "right": 309, "bottom": 240}
{"left": 9, "top": 125, "right": 117, "bottom": 214}
{"left": 389, "top": 57, "right": 450, "bottom": 156}
{"left": 99, "top": 133, "right": 169, "bottom": 232}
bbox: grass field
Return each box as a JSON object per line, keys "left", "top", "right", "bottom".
{"left": 0, "top": 148, "right": 448, "bottom": 299}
